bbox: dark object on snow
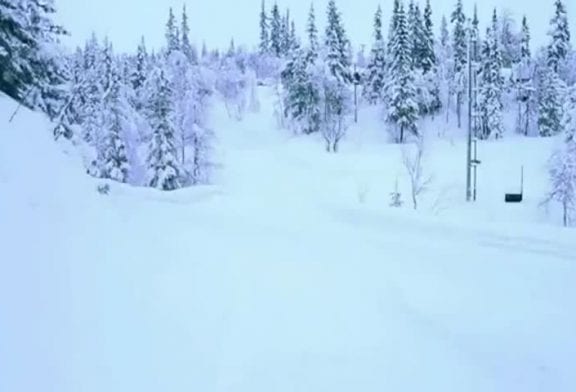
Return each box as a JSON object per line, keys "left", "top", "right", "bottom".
{"left": 97, "top": 183, "right": 111, "bottom": 195}
{"left": 505, "top": 166, "right": 524, "bottom": 203}
{"left": 505, "top": 193, "right": 523, "bottom": 203}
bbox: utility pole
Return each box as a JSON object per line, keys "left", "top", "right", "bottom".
{"left": 353, "top": 63, "right": 360, "bottom": 123}
{"left": 466, "top": 22, "right": 473, "bottom": 202}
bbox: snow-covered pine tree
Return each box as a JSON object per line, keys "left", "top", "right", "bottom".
{"left": 280, "top": 9, "right": 291, "bottom": 56}
{"left": 478, "top": 9, "right": 504, "bottom": 140}
{"left": 547, "top": 0, "right": 571, "bottom": 73}
{"left": 422, "top": 0, "right": 436, "bottom": 74}
{"left": 408, "top": 0, "right": 426, "bottom": 70}
{"left": 363, "top": 5, "right": 386, "bottom": 104}
{"left": 290, "top": 20, "right": 298, "bottom": 52}
{"left": 547, "top": 89, "right": 576, "bottom": 226}
{"left": 0, "top": 0, "right": 36, "bottom": 101}
{"left": 421, "top": 0, "right": 441, "bottom": 115}
{"left": 181, "top": 4, "right": 197, "bottom": 63}
{"left": 270, "top": 3, "right": 282, "bottom": 56}
{"left": 259, "top": 0, "right": 270, "bottom": 54}
{"left": 387, "top": 1, "right": 419, "bottom": 143}
{"left": 499, "top": 10, "right": 521, "bottom": 68}
{"left": 131, "top": 37, "right": 148, "bottom": 92}
{"left": 99, "top": 70, "right": 130, "bottom": 183}
{"left": 538, "top": 65, "right": 564, "bottom": 137}
{"left": 23, "top": 0, "right": 68, "bottom": 119}
{"left": 101, "top": 37, "right": 114, "bottom": 93}
{"left": 438, "top": 14, "right": 453, "bottom": 121}
{"left": 450, "top": 0, "right": 467, "bottom": 128}
{"left": 387, "top": 0, "right": 401, "bottom": 55}
{"left": 547, "top": 137, "right": 576, "bottom": 226}
{"left": 282, "top": 48, "right": 320, "bottom": 134}
{"left": 166, "top": 7, "right": 180, "bottom": 55}
{"left": 515, "top": 16, "right": 535, "bottom": 136}
{"left": 80, "top": 35, "right": 104, "bottom": 145}
{"left": 147, "top": 68, "right": 181, "bottom": 190}
{"left": 306, "top": 3, "right": 319, "bottom": 61}
{"left": 324, "top": 0, "right": 351, "bottom": 84}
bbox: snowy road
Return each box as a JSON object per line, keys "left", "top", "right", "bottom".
{"left": 1, "top": 97, "right": 576, "bottom": 392}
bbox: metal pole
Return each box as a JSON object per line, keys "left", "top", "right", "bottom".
{"left": 353, "top": 63, "right": 358, "bottom": 123}
{"left": 466, "top": 23, "right": 473, "bottom": 202}
{"left": 473, "top": 138, "right": 478, "bottom": 201}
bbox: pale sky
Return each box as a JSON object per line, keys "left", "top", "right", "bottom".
{"left": 54, "top": 0, "right": 572, "bottom": 53}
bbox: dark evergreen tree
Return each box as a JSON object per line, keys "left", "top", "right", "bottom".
{"left": 0, "top": 0, "right": 35, "bottom": 101}
{"left": 269, "top": 3, "right": 282, "bottom": 56}
{"left": 282, "top": 48, "right": 320, "bottom": 134}
{"left": 131, "top": 37, "right": 148, "bottom": 91}
{"left": 166, "top": 7, "right": 179, "bottom": 54}
{"left": 408, "top": 0, "right": 426, "bottom": 70}
{"left": 387, "top": 2, "right": 419, "bottom": 143}
{"left": 478, "top": 9, "right": 504, "bottom": 139}
{"left": 259, "top": 0, "right": 269, "bottom": 54}
{"left": 306, "top": 3, "right": 319, "bottom": 61}
{"left": 324, "top": 0, "right": 351, "bottom": 83}
{"left": 450, "top": 0, "right": 467, "bottom": 128}
{"left": 181, "top": 4, "right": 196, "bottom": 63}
{"left": 363, "top": 5, "right": 386, "bottom": 104}
{"left": 422, "top": 0, "right": 436, "bottom": 73}
{"left": 547, "top": 0, "right": 571, "bottom": 73}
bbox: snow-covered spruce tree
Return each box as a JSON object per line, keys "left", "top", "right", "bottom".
{"left": 181, "top": 5, "right": 197, "bottom": 64}
{"left": 324, "top": 0, "right": 351, "bottom": 84}
{"left": 499, "top": 10, "right": 521, "bottom": 68}
{"left": 130, "top": 36, "right": 149, "bottom": 109}
{"left": 450, "top": 0, "right": 467, "bottom": 129}
{"left": 269, "top": 3, "right": 282, "bottom": 57}
{"left": 101, "top": 37, "right": 114, "bottom": 92}
{"left": 547, "top": 0, "right": 571, "bottom": 74}
{"left": 547, "top": 90, "right": 576, "bottom": 226}
{"left": 538, "top": 65, "right": 564, "bottom": 137}
{"left": 422, "top": 0, "right": 437, "bottom": 74}
{"left": 0, "top": 0, "right": 36, "bottom": 101}
{"left": 99, "top": 71, "right": 130, "bottom": 183}
{"left": 408, "top": 0, "right": 440, "bottom": 116}
{"left": 80, "top": 34, "right": 104, "bottom": 145}
{"left": 407, "top": 0, "right": 425, "bottom": 70}
{"left": 281, "top": 48, "right": 320, "bottom": 134}
{"left": 477, "top": 10, "right": 504, "bottom": 140}
{"left": 438, "top": 14, "right": 453, "bottom": 123}
{"left": 166, "top": 7, "right": 180, "bottom": 55}
{"left": 22, "top": 0, "right": 69, "bottom": 119}
{"left": 547, "top": 138, "right": 576, "bottom": 226}
{"left": 515, "top": 16, "right": 536, "bottom": 136}
{"left": 306, "top": 3, "right": 319, "bottom": 62}
{"left": 53, "top": 51, "right": 84, "bottom": 140}
{"left": 422, "top": 0, "right": 441, "bottom": 115}
{"left": 147, "top": 69, "right": 182, "bottom": 191}
{"left": 259, "top": 0, "right": 270, "bottom": 54}
{"left": 280, "top": 9, "right": 292, "bottom": 56}
{"left": 386, "top": 1, "right": 419, "bottom": 143}
{"left": 363, "top": 5, "right": 386, "bottom": 105}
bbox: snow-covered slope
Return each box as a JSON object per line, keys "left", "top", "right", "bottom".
{"left": 1, "top": 92, "right": 575, "bottom": 392}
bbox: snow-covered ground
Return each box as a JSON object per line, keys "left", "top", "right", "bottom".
{"left": 1, "top": 91, "right": 575, "bottom": 392}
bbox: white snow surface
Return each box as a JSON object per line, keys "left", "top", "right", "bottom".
{"left": 1, "top": 91, "right": 576, "bottom": 392}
